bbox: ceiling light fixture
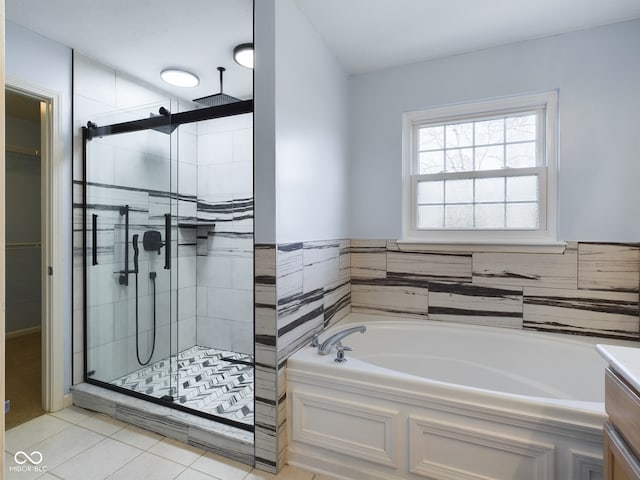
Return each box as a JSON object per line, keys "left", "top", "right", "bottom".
{"left": 160, "top": 68, "right": 200, "bottom": 87}
{"left": 233, "top": 43, "right": 254, "bottom": 69}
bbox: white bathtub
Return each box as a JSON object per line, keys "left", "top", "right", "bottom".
{"left": 286, "top": 313, "right": 627, "bottom": 480}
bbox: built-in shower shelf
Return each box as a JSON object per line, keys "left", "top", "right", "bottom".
{"left": 178, "top": 221, "right": 216, "bottom": 228}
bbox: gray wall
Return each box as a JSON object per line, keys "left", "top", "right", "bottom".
{"left": 254, "top": 0, "right": 350, "bottom": 244}
{"left": 349, "top": 19, "right": 640, "bottom": 241}
{"left": 5, "top": 21, "right": 73, "bottom": 391}
{"left": 253, "top": 0, "right": 352, "bottom": 472}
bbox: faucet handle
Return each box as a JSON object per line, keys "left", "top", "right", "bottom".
{"left": 309, "top": 334, "right": 319, "bottom": 348}
{"left": 335, "top": 342, "right": 352, "bottom": 363}
{"left": 335, "top": 341, "right": 352, "bottom": 352}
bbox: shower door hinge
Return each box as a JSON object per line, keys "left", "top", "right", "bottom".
{"left": 48, "top": 266, "right": 53, "bottom": 276}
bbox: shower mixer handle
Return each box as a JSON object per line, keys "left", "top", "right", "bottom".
{"left": 164, "top": 213, "right": 171, "bottom": 270}
{"left": 132, "top": 234, "right": 139, "bottom": 275}
{"left": 119, "top": 205, "right": 130, "bottom": 286}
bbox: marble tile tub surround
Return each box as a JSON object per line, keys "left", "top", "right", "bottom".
{"left": 254, "top": 240, "right": 351, "bottom": 473}
{"left": 351, "top": 240, "right": 640, "bottom": 339}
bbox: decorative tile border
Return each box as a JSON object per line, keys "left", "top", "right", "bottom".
{"left": 473, "top": 243, "right": 579, "bottom": 290}
{"left": 351, "top": 280, "right": 428, "bottom": 319}
{"left": 277, "top": 240, "right": 350, "bottom": 362}
{"left": 254, "top": 239, "right": 351, "bottom": 473}
{"left": 324, "top": 280, "right": 351, "bottom": 326}
{"left": 387, "top": 250, "right": 472, "bottom": 283}
{"left": 254, "top": 244, "right": 278, "bottom": 472}
{"left": 351, "top": 240, "right": 640, "bottom": 340}
{"left": 428, "top": 282, "right": 523, "bottom": 329}
{"left": 523, "top": 287, "right": 640, "bottom": 338}
{"left": 351, "top": 240, "right": 386, "bottom": 278}
{"left": 577, "top": 243, "right": 640, "bottom": 293}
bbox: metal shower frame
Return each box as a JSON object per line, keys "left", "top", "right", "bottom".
{"left": 81, "top": 99, "right": 254, "bottom": 431}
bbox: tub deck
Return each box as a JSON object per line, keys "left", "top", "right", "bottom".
{"left": 286, "top": 313, "right": 623, "bottom": 480}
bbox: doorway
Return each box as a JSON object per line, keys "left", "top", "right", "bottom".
{"left": 4, "top": 89, "right": 44, "bottom": 428}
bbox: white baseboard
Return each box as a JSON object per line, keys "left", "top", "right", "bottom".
{"left": 63, "top": 393, "right": 73, "bottom": 408}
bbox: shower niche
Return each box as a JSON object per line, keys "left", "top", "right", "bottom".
{"left": 82, "top": 99, "right": 254, "bottom": 431}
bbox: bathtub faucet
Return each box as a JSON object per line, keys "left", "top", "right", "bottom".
{"left": 317, "top": 325, "right": 366, "bottom": 355}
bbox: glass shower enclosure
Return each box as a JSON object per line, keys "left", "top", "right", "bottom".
{"left": 82, "top": 99, "right": 254, "bottom": 430}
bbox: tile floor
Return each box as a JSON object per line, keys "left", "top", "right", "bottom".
{"left": 4, "top": 407, "right": 336, "bottom": 480}
{"left": 110, "top": 346, "right": 254, "bottom": 425}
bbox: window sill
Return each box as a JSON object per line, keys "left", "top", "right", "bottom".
{"left": 396, "top": 239, "right": 568, "bottom": 254}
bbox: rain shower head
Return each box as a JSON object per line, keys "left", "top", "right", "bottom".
{"left": 193, "top": 67, "right": 241, "bottom": 107}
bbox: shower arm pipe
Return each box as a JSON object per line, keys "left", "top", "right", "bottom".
{"left": 85, "top": 100, "right": 253, "bottom": 140}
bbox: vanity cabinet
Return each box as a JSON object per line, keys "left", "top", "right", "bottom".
{"left": 604, "top": 367, "right": 640, "bottom": 480}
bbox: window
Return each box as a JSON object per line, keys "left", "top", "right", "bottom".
{"left": 402, "top": 91, "right": 558, "bottom": 245}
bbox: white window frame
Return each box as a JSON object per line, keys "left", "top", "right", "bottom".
{"left": 402, "top": 91, "right": 560, "bottom": 250}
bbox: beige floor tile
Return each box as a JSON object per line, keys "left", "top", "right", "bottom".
{"left": 190, "top": 451, "right": 252, "bottom": 480}
{"left": 50, "top": 405, "right": 97, "bottom": 424}
{"left": 276, "top": 466, "right": 315, "bottom": 480}
{"left": 51, "top": 437, "right": 142, "bottom": 480}
{"left": 29, "top": 424, "right": 105, "bottom": 470}
{"left": 111, "top": 424, "right": 163, "bottom": 450}
{"left": 106, "top": 451, "right": 185, "bottom": 480}
{"left": 244, "top": 469, "right": 277, "bottom": 480}
{"left": 5, "top": 414, "right": 72, "bottom": 454}
{"left": 174, "top": 467, "right": 220, "bottom": 480}
{"left": 5, "top": 454, "right": 45, "bottom": 480}
{"left": 148, "top": 437, "right": 205, "bottom": 466}
{"left": 245, "top": 465, "right": 316, "bottom": 480}
{"left": 78, "top": 413, "right": 128, "bottom": 436}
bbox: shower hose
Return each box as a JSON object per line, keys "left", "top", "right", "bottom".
{"left": 132, "top": 234, "right": 157, "bottom": 366}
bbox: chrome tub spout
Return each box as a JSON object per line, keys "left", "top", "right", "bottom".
{"left": 317, "top": 325, "right": 366, "bottom": 355}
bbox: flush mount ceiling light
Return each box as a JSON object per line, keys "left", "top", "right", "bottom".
{"left": 160, "top": 68, "right": 200, "bottom": 87}
{"left": 233, "top": 43, "right": 254, "bottom": 69}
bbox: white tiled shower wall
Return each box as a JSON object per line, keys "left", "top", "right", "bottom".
{"left": 72, "top": 53, "right": 254, "bottom": 385}
{"left": 73, "top": 52, "right": 198, "bottom": 382}
{"left": 195, "top": 113, "right": 254, "bottom": 354}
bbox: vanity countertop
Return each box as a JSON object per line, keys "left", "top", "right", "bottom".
{"left": 597, "top": 344, "right": 640, "bottom": 393}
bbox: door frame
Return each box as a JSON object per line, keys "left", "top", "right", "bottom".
{"left": 6, "top": 77, "right": 65, "bottom": 413}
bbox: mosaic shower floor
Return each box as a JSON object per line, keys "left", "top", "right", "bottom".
{"left": 110, "top": 345, "right": 254, "bottom": 425}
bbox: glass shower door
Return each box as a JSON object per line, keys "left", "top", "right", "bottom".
{"left": 85, "top": 103, "right": 179, "bottom": 401}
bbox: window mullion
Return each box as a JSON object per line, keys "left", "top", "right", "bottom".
{"left": 503, "top": 176, "right": 507, "bottom": 228}
{"left": 413, "top": 166, "right": 544, "bottom": 183}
